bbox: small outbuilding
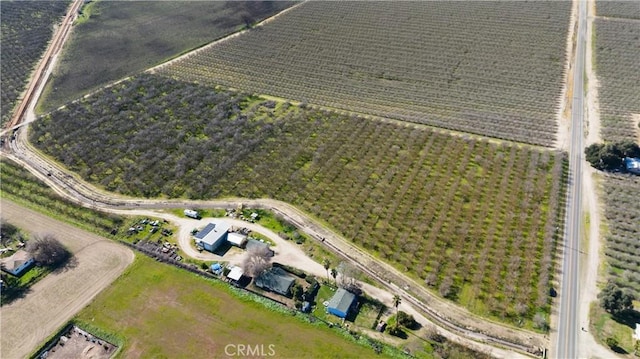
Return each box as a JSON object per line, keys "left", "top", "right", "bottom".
{"left": 227, "top": 232, "right": 248, "bottom": 248}
{"left": 624, "top": 157, "right": 640, "bottom": 174}
{"left": 327, "top": 288, "right": 357, "bottom": 319}
{"left": 210, "top": 263, "right": 223, "bottom": 275}
{"left": 301, "top": 301, "right": 311, "bottom": 313}
{"left": 0, "top": 250, "right": 35, "bottom": 277}
{"left": 255, "top": 267, "right": 295, "bottom": 296}
{"left": 227, "top": 266, "right": 244, "bottom": 282}
{"left": 193, "top": 221, "right": 230, "bottom": 253}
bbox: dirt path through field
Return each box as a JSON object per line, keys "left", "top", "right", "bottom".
{"left": 0, "top": 200, "right": 134, "bottom": 359}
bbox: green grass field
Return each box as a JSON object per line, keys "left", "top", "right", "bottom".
{"left": 38, "top": 0, "right": 294, "bottom": 113}
{"left": 589, "top": 302, "right": 638, "bottom": 355}
{"left": 73, "top": 255, "right": 397, "bottom": 358}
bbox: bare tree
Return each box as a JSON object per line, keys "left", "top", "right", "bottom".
{"left": 26, "top": 234, "right": 71, "bottom": 268}
{"left": 337, "top": 261, "right": 362, "bottom": 294}
{"left": 241, "top": 246, "right": 272, "bottom": 277}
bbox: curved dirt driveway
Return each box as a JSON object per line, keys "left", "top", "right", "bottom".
{"left": 0, "top": 199, "right": 134, "bottom": 359}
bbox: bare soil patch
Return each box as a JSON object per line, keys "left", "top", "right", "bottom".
{"left": 42, "top": 326, "right": 117, "bottom": 359}
{"left": 0, "top": 199, "right": 134, "bottom": 359}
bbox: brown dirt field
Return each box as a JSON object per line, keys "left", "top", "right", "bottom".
{"left": 0, "top": 199, "right": 134, "bottom": 359}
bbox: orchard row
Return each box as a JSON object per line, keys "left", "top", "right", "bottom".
{"left": 158, "top": 1, "right": 571, "bottom": 147}
{"left": 0, "top": 1, "right": 68, "bottom": 125}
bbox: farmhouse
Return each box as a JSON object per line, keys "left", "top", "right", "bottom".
{"left": 327, "top": 288, "right": 357, "bottom": 319}
{"left": 255, "top": 267, "right": 295, "bottom": 296}
{"left": 227, "top": 232, "right": 248, "bottom": 248}
{"left": 193, "top": 221, "right": 230, "bottom": 253}
{"left": 0, "top": 250, "right": 35, "bottom": 276}
{"left": 624, "top": 157, "right": 640, "bottom": 174}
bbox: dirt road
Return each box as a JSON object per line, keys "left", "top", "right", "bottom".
{"left": 0, "top": 200, "right": 134, "bottom": 359}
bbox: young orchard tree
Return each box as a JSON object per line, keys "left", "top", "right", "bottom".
{"left": 26, "top": 234, "right": 71, "bottom": 268}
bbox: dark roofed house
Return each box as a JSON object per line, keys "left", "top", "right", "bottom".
{"left": 255, "top": 267, "right": 295, "bottom": 296}
{"left": 1, "top": 250, "right": 35, "bottom": 277}
{"left": 327, "top": 288, "right": 357, "bottom": 319}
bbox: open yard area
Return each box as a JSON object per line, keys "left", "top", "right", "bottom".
{"left": 0, "top": 199, "right": 133, "bottom": 359}
{"left": 159, "top": 1, "right": 571, "bottom": 146}
{"left": 31, "top": 74, "right": 567, "bottom": 327}
{"left": 72, "top": 254, "right": 394, "bottom": 358}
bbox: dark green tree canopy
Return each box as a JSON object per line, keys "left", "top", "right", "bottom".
{"left": 598, "top": 281, "right": 634, "bottom": 315}
{"left": 585, "top": 141, "right": 640, "bottom": 171}
{"left": 25, "top": 234, "right": 71, "bottom": 268}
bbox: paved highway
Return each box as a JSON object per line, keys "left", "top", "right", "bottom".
{"left": 555, "top": 0, "right": 587, "bottom": 358}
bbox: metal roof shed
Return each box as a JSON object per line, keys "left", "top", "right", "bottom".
{"left": 327, "top": 288, "right": 357, "bottom": 318}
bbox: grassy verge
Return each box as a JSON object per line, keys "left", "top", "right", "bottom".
{"left": 590, "top": 302, "right": 638, "bottom": 355}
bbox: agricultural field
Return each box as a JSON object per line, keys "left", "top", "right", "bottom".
{"left": 159, "top": 1, "right": 571, "bottom": 146}
{"left": 595, "top": 1, "right": 640, "bottom": 19}
{"left": 0, "top": 0, "right": 69, "bottom": 125}
{"left": 601, "top": 174, "right": 640, "bottom": 297}
{"left": 0, "top": 199, "right": 134, "bottom": 359}
{"left": 593, "top": 16, "right": 640, "bottom": 142}
{"left": 38, "top": 0, "right": 295, "bottom": 113}
{"left": 31, "top": 74, "right": 567, "bottom": 326}
{"left": 593, "top": 2, "right": 640, "bottom": 299}
{"left": 72, "top": 255, "right": 398, "bottom": 358}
